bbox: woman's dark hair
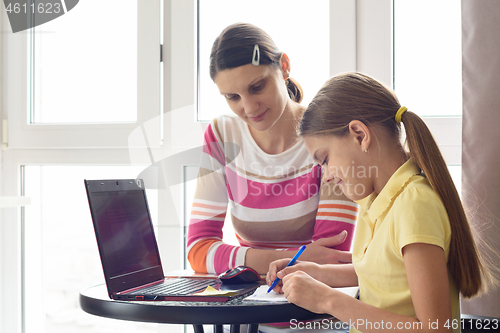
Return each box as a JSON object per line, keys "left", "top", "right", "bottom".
{"left": 300, "top": 72, "right": 491, "bottom": 298}
{"left": 209, "top": 23, "right": 303, "bottom": 103}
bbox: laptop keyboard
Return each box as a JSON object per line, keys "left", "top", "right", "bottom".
{"left": 129, "top": 278, "right": 219, "bottom": 296}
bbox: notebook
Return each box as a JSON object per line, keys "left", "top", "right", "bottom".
{"left": 84, "top": 179, "right": 259, "bottom": 302}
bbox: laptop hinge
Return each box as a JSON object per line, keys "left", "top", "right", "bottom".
{"left": 116, "top": 277, "right": 166, "bottom": 295}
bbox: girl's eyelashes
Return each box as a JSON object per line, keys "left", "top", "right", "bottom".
{"left": 318, "top": 157, "right": 329, "bottom": 172}
{"left": 313, "top": 155, "right": 328, "bottom": 167}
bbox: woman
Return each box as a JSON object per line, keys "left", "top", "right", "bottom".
{"left": 187, "top": 23, "right": 358, "bottom": 274}
{"left": 268, "top": 72, "right": 491, "bottom": 332}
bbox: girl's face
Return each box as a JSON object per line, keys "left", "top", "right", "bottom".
{"left": 303, "top": 134, "right": 374, "bottom": 201}
{"left": 213, "top": 63, "right": 289, "bottom": 132}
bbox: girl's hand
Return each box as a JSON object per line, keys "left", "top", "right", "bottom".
{"left": 266, "top": 259, "right": 324, "bottom": 293}
{"left": 281, "top": 270, "right": 336, "bottom": 314}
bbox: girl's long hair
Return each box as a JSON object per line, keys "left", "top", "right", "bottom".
{"left": 209, "top": 23, "right": 303, "bottom": 103}
{"left": 300, "top": 72, "right": 489, "bottom": 298}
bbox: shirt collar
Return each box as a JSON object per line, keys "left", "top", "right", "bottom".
{"left": 355, "top": 159, "right": 421, "bottom": 222}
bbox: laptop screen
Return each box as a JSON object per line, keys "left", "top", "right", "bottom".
{"left": 92, "top": 189, "right": 160, "bottom": 278}
{"left": 85, "top": 180, "right": 164, "bottom": 294}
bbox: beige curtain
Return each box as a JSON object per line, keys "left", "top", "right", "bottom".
{"left": 461, "top": 0, "right": 500, "bottom": 318}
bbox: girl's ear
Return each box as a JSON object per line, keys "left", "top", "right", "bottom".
{"left": 280, "top": 53, "right": 291, "bottom": 79}
{"left": 348, "top": 120, "right": 371, "bottom": 152}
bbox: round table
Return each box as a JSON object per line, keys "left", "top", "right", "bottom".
{"left": 80, "top": 283, "right": 331, "bottom": 333}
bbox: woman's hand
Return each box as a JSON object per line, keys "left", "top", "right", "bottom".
{"left": 245, "top": 231, "right": 351, "bottom": 274}
{"left": 301, "top": 231, "right": 352, "bottom": 264}
{"left": 281, "top": 270, "right": 337, "bottom": 314}
{"left": 266, "top": 259, "right": 324, "bottom": 293}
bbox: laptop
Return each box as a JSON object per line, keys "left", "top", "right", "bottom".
{"left": 84, "top": 179, "right": 259, "bottom": 302}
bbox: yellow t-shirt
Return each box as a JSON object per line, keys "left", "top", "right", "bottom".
{"left": 351, "top": 159, "right": 460, "bottom": 333}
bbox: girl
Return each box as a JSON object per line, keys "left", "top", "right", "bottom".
{"left": 267, "top": 72, "right": 490, "bottom": 332}
{"left": 186, "top": 23, "right": 358, "bottom": 275}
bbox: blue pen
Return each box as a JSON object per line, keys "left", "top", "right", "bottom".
{"left": 267, "top": 245, "right": 307, "bottom": 293}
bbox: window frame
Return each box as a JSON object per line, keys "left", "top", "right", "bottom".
{"left": 5, "top": 1, "right": 162, "bottom": 149}
{"left": 0, "top": 0, "right": 462, "bottom": 332}
{"left": 1, "top": 2, "right": 168, "bottom": 332}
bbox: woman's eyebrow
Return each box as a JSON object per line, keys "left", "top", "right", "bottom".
{"left": 249, "top": 76, "right": 265, "bottom": 86}
{"left": 219, "top": 76, "right": 266, "bottom": 95}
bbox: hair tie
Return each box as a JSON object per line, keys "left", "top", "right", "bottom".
{"left": 252, "top": 44, "right": 260, "bottom": 66}
{"left": 395, "top": 106, "right": 407, "bottom": 123}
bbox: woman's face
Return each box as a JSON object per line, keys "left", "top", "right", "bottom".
{"left": 214, "top": 63, "right": 289, "bottom": 132}
{"left": 303, "top": 134, "right": 374, "bottom": 201}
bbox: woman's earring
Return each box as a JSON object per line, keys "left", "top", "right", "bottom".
{"left": 364, "top": 149, "right": 368, "bottom": 153}
{"left": 285, "top": 70, "right": 290, "bottom": 85}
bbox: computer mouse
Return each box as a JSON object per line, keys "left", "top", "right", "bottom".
{"left": 218, "top": 265, "right": 260, "bottom": 285}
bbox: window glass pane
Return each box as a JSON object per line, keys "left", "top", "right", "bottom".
{"left": 198, "top": 0, "right": 329, "bottom": 121}
{"left": 394, "top": 0, "right": 462, "bottom": 117}
{"left": 24, "top": 166, "right": 161, "bottom": 333}
{"left": 30, "top": 0, "right": 138, "bottom": 124}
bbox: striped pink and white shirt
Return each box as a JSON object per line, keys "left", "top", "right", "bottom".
{"left": 187, "top": 115, "right": 358, "bottom": 274}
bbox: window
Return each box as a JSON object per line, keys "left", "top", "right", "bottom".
{"left": 29, "top": 0, "right": 138, "bottom": 124}
{"left": 196, "top": 0, "right": 394, "bottom": 121}
{"left": 394, "top": 0, "right": 462, "bottom": 177}
{"left": 23, "top": 166, "right": 159, "bottom": 333}
{"left": 1, "top": 1, "right": 167, "bottom": 332}
{"left": 197, "top": 0, "right": 330, "bottom": 121}
{"left": 394, "top": 0, "right": 462, "bottom": 117}
{"left": 2, "top": 1, "right": 463, "bottom": 332}
{"left": 7, "top": 0, "right": 161, "bottom": 149}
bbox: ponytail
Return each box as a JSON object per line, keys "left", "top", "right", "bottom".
{"left": 286, "top": 77, "right": 303, "bottom": 104}
{"left": 400, "top": 111, "right": 488, "bottom": 298}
